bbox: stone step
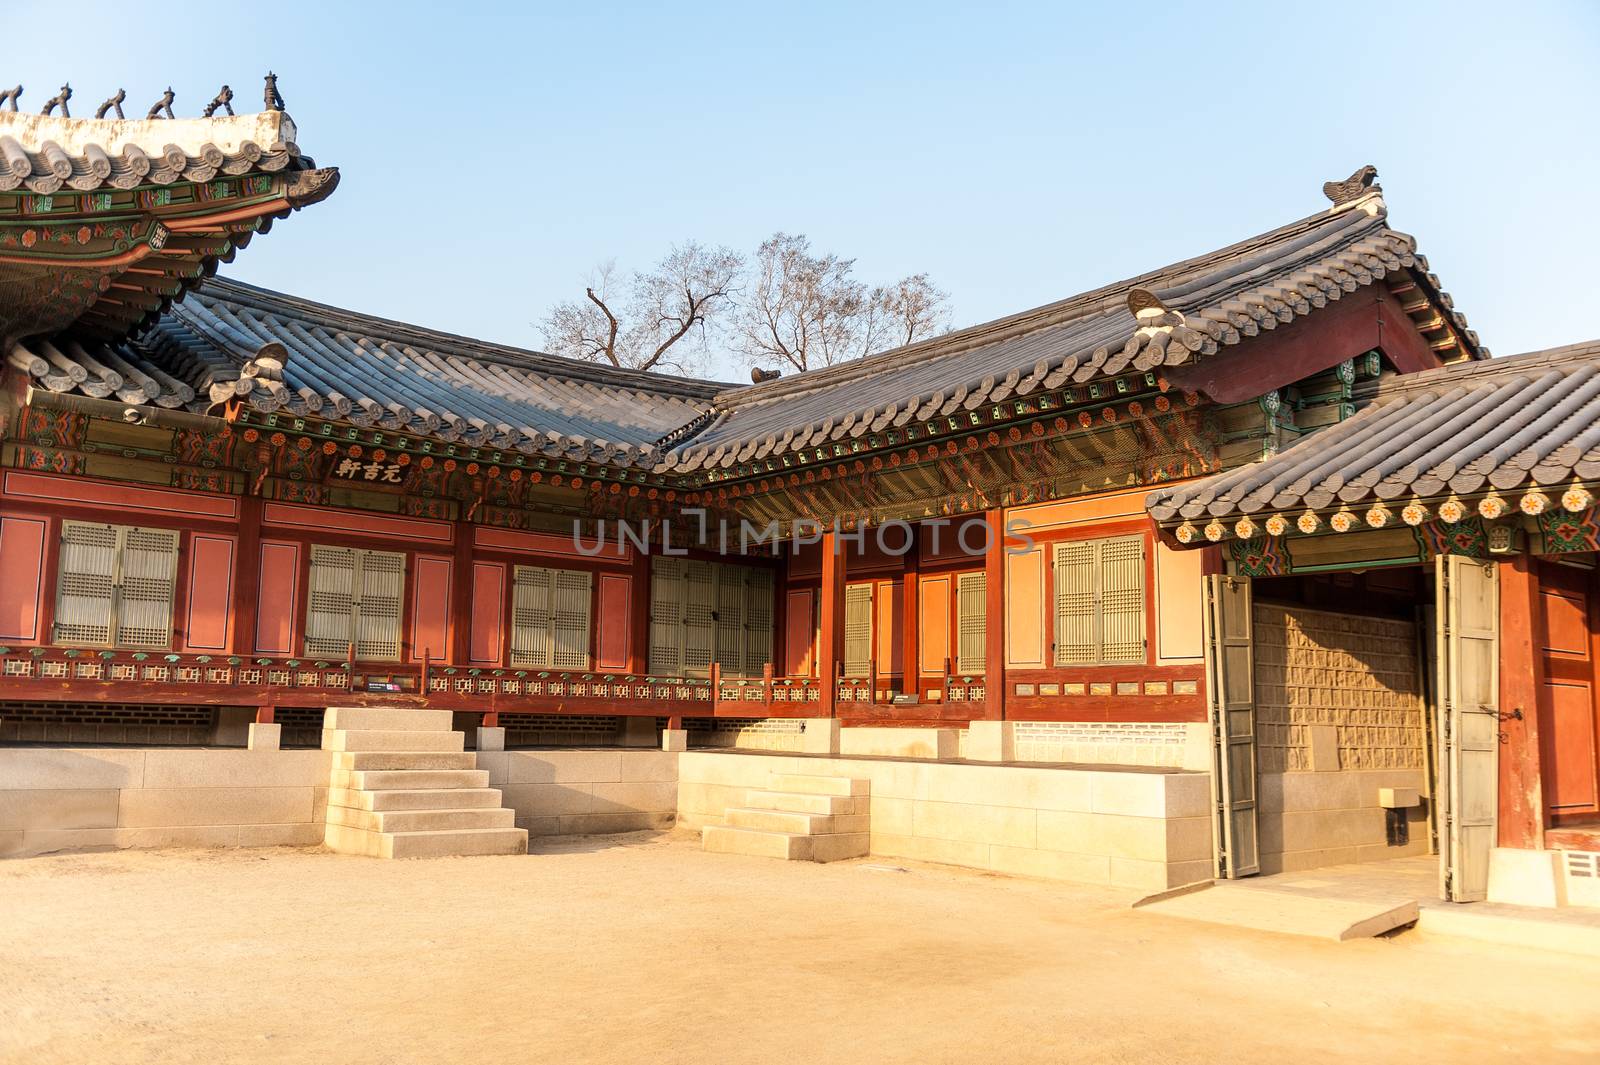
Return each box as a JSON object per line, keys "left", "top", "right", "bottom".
{"left": 725, "top": 807, "right": 868, "bottom": 835}
{"left": 327, "top": 804, "right": 517, "bottom": 833}
{"left": 332, "top": 768, "right": 491, "bottom": 792}
{"left": 768, "top": 773, "right": 870, "bottom": 797}
{"left": 702, "top": 824, "right": 813, "bottom": 860}
{"left": 383, "top": 827, "right": 529, "bottom": 859}
{"left": 321, "top": 728, "right": 465, "bottom": 753}
{"left": 324, "top": 707, "right": 454, "bottom": 732}
{"left": 333, "top": 750, "right": 478, "bottom": 772}
{"left": 743, "top": 790, "right": 865, "bottom": 816}
{"left": 327, "top": 787, "right": 504, "bottom": 812}
{"left": 810, "top": 832, "right": 870, "bottom": 863}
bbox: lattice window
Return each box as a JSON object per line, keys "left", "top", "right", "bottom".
{"left": 683, "top": 561, "right": 715, "bottom": 674}
{"left": 55, "top": 522, "right": 178, "bottom": 649}
{"left": 648, "top": 557, "right": 685, "bottom": 675}
{"left": 1051, "top": 534, "right": 1146, "bottom": 666}
{"left": 956, "top": 572, "right": 987, "bottom": 674}
{"left": 511, "top": 565, "right": 592, "bottom": 670}
{"left": 305, "top": 545, "right": 405, "bottom": 660}
{"left": 744, "top": 568, "right": 774, "bottom": 676}
{"left": 844, "top": 582, "right": 875, "bottom": 678}
{"left": 648, "top": 558, "right": 774, "bottom": 680}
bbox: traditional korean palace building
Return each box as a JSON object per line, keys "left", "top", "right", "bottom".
{"left": 2, "top": 88, "right": 1597, "bottom": 909}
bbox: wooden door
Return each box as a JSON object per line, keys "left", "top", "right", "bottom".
{"left": 1204, "top": 574, "right": 1259, "bottom": 879}
{"left": 1436, "top": 555, "right": 1499, "bottom": 903}
{"left": 1537, "top": 561, "right": 1600, "bottom": 823}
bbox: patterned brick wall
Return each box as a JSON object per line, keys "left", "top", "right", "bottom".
{"left": 0, "top": 702, "right": 223, "bottom": 745}
{"left": 1253, "top": 603, "right": 1425, "bottom": 773}
{"left": 686, "top": 717, "right": 806, "bottom": 752}
{"left": 998, "top": 721, "right": 1194, "bottom": 767}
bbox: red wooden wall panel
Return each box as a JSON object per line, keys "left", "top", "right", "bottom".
{"left": 411, "top": 556, "right": 454, "bottom": 663}
{"left": 595, "top": 573, "right": 632, "bottom": 671}
{"left": 784, "top": 588, "right": 815, "bottom": 677}
{"left": 182, "top": 533, "right": 236, "bottom": 652}
{"left": 254, "top": 541, "right": 302, "bottom": 655}
{"left": 469, "top": 561, "right": 506, "bottom": 665}
{"left": 0, "top": 515, "right": 48, "bottom": 642}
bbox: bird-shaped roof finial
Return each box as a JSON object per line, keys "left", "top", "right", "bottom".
{"left": 1323, "top": 165, "right": 1379, "bottom": 205}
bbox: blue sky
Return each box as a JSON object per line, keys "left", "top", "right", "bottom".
{"left": 10, "top": 1, "right": 1598, "bottom": 378}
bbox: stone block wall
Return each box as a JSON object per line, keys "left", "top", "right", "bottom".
{"left": 679, "top": 750, "right": 1212, "bottom": 892}
{"left": 0, "top": 747, "right": 330, "bottom": 858}
{"left": 475, "top": 749, "right": 679, "bottom": 837}
{"left": 1258, "top": 767, "right": 1430, "bottom": 873}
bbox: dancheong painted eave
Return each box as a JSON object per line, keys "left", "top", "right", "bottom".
{"left": 659, "top": 173, "right": 1485, "bottom": 476}
{"left": 1146, "top": 338, "right": 1600, "bottom": 533}
{"left": 0, "top": 80, "right": 338, "bottom": 346}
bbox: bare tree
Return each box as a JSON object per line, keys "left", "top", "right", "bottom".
{"left": 541, "top": 242, "right": 742, "bottom": 373}
{"left": 735, "top": 233, "right": 950, "bottom": 373}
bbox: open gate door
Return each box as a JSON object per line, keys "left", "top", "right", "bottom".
{"left": 1204, "top": 574, "right": 1259, "bottom": 879}
{"left": 1435, "top": 555, "right": 1500, "bottom": 902}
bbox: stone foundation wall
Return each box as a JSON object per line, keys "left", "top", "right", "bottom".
{"left": 475, "top": 749, "right": 679, "bottom": 837}
{"left": 679, "top": 750, "right": 1211, "bottom": 892}
{"left": 1260, "top": 767, "right": 1430, "bottom": 874}
{"left": 0, "top": 747, "right": 330, "bottom": 858}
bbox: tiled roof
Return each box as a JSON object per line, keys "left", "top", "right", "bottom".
{"left": 13, "top": 278, "right": 722, "bottom": 470}
{"left": 0, "top": 110, "right": 312, "bottom": 194}
{"left": 1146, "top": 340, "right": 1600, "bottom": 524}
{"left": 662, "top": 186, "right": 1482, "bottom": 473}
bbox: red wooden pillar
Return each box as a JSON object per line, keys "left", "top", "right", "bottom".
{"left": 901, "top": 524, "right": 920, "bottom": 701}
{"left": 449, "top": 519, "right": 474, "bottom": 667}
{"left": 1498, "top": 552, "right": 1547, "bottom": 849}
{"left": 629, "top": 545, "right": 651, "bottom": 675}
{"left": 231, "top": 495, "right": 262, "bottom": 655}
{"left": 983, "top": 508, "right": 1006, "bottom": 721}
{"left": 818, "top": 530, "right": 846, "bottom": 718}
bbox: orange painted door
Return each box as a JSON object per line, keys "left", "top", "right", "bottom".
{"left": 1537, "top": 562, "right": 1600, "bottom": 823}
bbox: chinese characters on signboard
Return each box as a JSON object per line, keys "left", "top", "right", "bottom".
{"left": 330, "top": 457, "right": 404, "bottom": 484}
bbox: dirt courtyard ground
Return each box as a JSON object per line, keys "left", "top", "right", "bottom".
{"left": 2, "top": 832, "right": 1597, "bottom": 1065}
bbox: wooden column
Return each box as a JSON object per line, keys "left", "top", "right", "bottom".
{"left": 901, "top": 524, "right": 920, "bottom": 701}
{"left": 983, "top": 508, "right": 1006, "bottom": 721}
{"left": 818, "top": 530, "right": 846, "bottom": 718}
{"left": 449, "top": 519, "right": 474, "bottom": 667}
{"left": 629, "top": 545, "right": 652, "bottom": 675}
{"left": 1498, "top": 552, "right": 1547, "bottom": 849}
{"left": 230, "top": 495, "right": 262, "bottom": 655}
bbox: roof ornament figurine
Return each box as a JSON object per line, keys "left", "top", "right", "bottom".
{"left": 0, "top": 85, "right": 20, "bottom": 111}
{"left": 1322, "top": 164, "right": 1379, "bottom": 205}
{"left": 40, "top": 83, "right": 70, "bottom": 117}
{"left": 202, "top": 85, "right": 234, "bottom": 117}
{"left": 145, "top": 87, "right": 175, "bottom": 120}
{"left": 95, "top": 88, "right": 125, "bottom": 119}
{"left": 263, "top": 72, "right": 285, "bottom": 112}
{"left": 751, "top": 367, "right": 782, "bottom": 383}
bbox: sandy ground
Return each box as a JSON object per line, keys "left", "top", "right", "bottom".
{"left": 2, "top": 833, "right": 1597, "bottom": 1065}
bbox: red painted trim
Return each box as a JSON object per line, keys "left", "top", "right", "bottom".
{"left": 596, "top": 573, "right": 633, "bottom": 671}
{"left": 262, "top": 501, "right": 452, "bottom": 544}
{"left": 468, "top": 561, "right": 507, "bottom": 666}
{"left": 254, "top": 540, "right": 301, "bottom": 655}
{"left": 409, "top": 555, "right": 454, "bottom": 664}
{"left": 1, "top": 471, "right": 239, "bottom": 521}
{"left": 181, "top": 533, "right": 237, "bottom": 653}
{"left": 1499, "top": 555, "right": 1547, "bottom": 848}
{"left": 0, "top": 515, "right": 48, "bottom": 642}
{"left": 628, "top": 550, "right": 650, "bottom": 674}
{"left": 473, "top": 525, "right": 631, "bottom": 561}
{"left": 1164, "top": 287, "right": 1442, "bottom": 404}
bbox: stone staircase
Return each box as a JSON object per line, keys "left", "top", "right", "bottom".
{"left": 702, "top": 772, "right": 869, "bottom": 863}
{"left": 322, "top": 707, "right": 528, "bottom": 859}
